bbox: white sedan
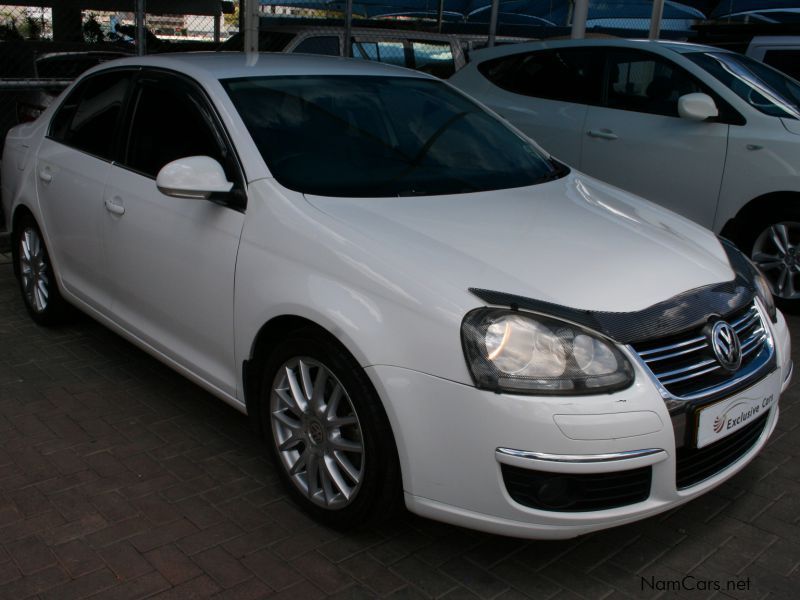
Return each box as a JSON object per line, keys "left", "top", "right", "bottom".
{"left": 1, "top": 53, "right": 792, "bottom": 539}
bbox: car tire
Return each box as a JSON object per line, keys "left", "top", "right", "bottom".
{"left": 737, "top": 208, "right": 800, "bottom": 313}
{"left": 260, "top": 328, "right": 402, "bottom": 529}
{"left": 12, "top": 214, "right": 72, "bottom": 325}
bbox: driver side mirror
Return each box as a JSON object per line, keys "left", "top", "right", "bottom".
{"left": 156, "top": 156, "right": 234, "bottom": 199}
{"left": 678, "top": 93, "right": 719, "bottom": 121}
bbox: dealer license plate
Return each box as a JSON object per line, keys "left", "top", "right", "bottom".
{"left": 695, "top": 370, "right": 780, "bottom": 449}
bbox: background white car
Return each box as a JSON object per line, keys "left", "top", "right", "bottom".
{"left": 450, "top": 39, "right": 800, "bottom": 308}
{"left": 1, "top": 53, "right": 791, "bottom": 539}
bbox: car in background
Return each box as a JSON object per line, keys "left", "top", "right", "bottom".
{"left": 450, "top": 39, "right": 800, "bottom": 308}
{"left": 2, "top": 52, "right": 791, "bottom": 539}
{"left": 713, "top": 7, "right": 800, "bottom": 24}
{"left": 746, "top": 36, "right": 800, "bottom": 81}
{"left": 16, "top": 50, "right": 130, "bottom": 123}
{"left": 220, "top": 24, "right": 466, "bottom": 78}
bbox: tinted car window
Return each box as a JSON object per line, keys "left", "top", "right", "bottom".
{"left": 223, "top": 75, "right": 565, "bottom": 198}
{"left": 606, "top": 50, "right": 703, "bottom": 117}
{"left": 412, "top": 42, "right": 455, "bottom": 78}
{"left": 293, "top": 36, "right": 340, "bottom": 56}
{"left": 762, "top": 50, "right": 800, "bottom": 83}
{"left": 477, "top": 48, "right": 603, "bottom": 104}
{"left": 49, "top": 70, "right": 131, "bottom": 160}
{"left": 124, "top": 83, "right": 227, "bottom": 178}
{"left": 351, "top": 40, "right": 407, "bottom": 67}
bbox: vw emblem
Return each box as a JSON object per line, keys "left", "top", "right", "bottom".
{"left": 710, "top": 321, "right": 742, "bottom": 372}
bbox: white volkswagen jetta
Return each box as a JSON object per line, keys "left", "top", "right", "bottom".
{"left": 1, "top": 53, "right": 792, "bottom": 539}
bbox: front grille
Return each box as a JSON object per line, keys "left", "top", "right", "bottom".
{"left": 631, "top": 301, "right": 771, "bottom": 400}
{"left": 501, "top": 464, "right": 652, "bottom": 512}
{"left": 675, "top": 413, "right": 769, "bottom": 489}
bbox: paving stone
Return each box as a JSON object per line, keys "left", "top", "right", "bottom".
{"left": 145, "top": 543, "right": 203, "bottom": 585}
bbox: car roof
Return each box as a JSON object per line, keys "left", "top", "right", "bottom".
{"left": 467, "top": 38, "right": 727, "bottom": 62}
{"left": 94, "top": 51, "right": 433, "bottom": 81}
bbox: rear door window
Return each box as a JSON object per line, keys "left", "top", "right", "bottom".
{"left": 478, "top": 48, "right": 603, "bottom": 104}
{"left": 49, "top": 69, "right": 132, "bottom": 160}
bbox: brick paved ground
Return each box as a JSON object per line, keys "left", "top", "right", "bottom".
{"left": 0, "top": 254, "right": 799, "bottom": 600}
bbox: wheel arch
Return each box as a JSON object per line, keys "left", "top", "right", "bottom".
{"left": 242, "top": 315, "right": 375, "bottom": 437}
{"left": 720, "top": 191, "right": 800, "bottom": 243}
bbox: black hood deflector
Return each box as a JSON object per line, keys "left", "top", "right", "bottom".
{"left": 469, "top": 240, "right": 756, "bottom": 345}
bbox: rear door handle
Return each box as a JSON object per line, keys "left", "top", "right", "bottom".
{"left": 104, "top": 197, "right": 125, "bottom": 216}
{"left": 38, "top": 168, "right": 52, "bottom": 183}
{"left": 587, "top": 129, "right": 619, "bottom": 140}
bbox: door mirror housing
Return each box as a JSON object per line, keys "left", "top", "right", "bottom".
{"left": 678, "top": 93, "right": 719, "bottom": 121}
{"left": 156, "top": 156, "right": 234, "bottom": 199}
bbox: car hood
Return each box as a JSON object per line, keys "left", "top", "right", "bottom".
{"left": 304, "top": 173, "right": 733, "bottom": 313}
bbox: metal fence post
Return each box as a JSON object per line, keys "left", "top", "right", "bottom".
{"left": 571, "top": 0, "right": 589, "bottom": 39}
{"left": 487, "top": 0, "right": 500, "bottom": 48}
{"left": 344, "top": 0, "right": 354, "bottom": 58}
{"left": 136, "top": 0, "right": 147, "bottom": 55}
{"left": 649, "top": 0, "right": 666, "bottom": 40}
{"left": 244, "top": 0, "right": 260, "bottom": 61}
{"left": 437, "top": 0, "right": 445, "bottom": 34}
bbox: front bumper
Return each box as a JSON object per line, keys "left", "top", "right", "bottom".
{"left": 365, "top": 310, "right": 792, "bottom": 540}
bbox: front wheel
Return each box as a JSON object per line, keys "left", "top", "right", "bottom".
{"left": 260, "top": 329, "right": 401, "bottom": 528}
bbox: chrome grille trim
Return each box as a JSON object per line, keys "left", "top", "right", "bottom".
{"left": 642, "top": 342, "right": 709, "bottom": 364}
{"left": 660, "top": 363, "right": 722, "bottom": 386}
{"left": 637, "top": 335, "right": 706, "bottom": 357}
{"left": 627, "top": 301, "right": 775, "bottom": 404}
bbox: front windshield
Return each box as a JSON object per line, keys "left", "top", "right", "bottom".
{"left": 686, "top": 51, "right": 800, "bottom": 120}
{"left": 222, "top": 75, "right": 565, "bottom": 197}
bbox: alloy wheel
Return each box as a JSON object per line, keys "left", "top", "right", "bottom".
{"left": 19, "top": 227, "right": 49, "bottom": 313}
{"left": 751, "top": 221, "right": 800, "bottom": 300}
{"left": 270, "top": 357, "right": 365, "bottom": 509}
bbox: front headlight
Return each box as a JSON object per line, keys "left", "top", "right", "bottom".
{"left": 752, "top": 267, "right": 777, "bottom": 322}
{"left": 461, "top": 308, "right": 634, "bottom": 395}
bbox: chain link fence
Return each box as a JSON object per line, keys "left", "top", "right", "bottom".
{"left": 0, "top": 1, "right": 716, "bottom": 145}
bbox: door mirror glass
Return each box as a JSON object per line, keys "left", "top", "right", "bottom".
{"left": 678, "top": 93, "right": 719, "bottom": 121}
{"left": 156, "top": 156, "right": 234, "bottom": 199}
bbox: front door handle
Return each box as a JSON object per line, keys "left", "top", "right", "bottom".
{"left": 104, "top": 198, "right": 125, "bottom": 216}
{"left": 587, "top": 129, "right": 619, "bottom": 140}
{"left": 38, "top": 168, "right": 52, "bottom": 183}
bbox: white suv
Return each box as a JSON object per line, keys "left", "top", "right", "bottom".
{"left": 451, "top": 39, "right": 800, "bottom": 308}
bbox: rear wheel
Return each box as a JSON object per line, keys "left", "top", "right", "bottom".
{"left": 260, "top": 329, "right": 401, "bottom": 528}
{"left": 13, "top": 215, "right": 71, "bottom": 325}
{"left": 741, "top": 214, "right": 800, "bottom": 312}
